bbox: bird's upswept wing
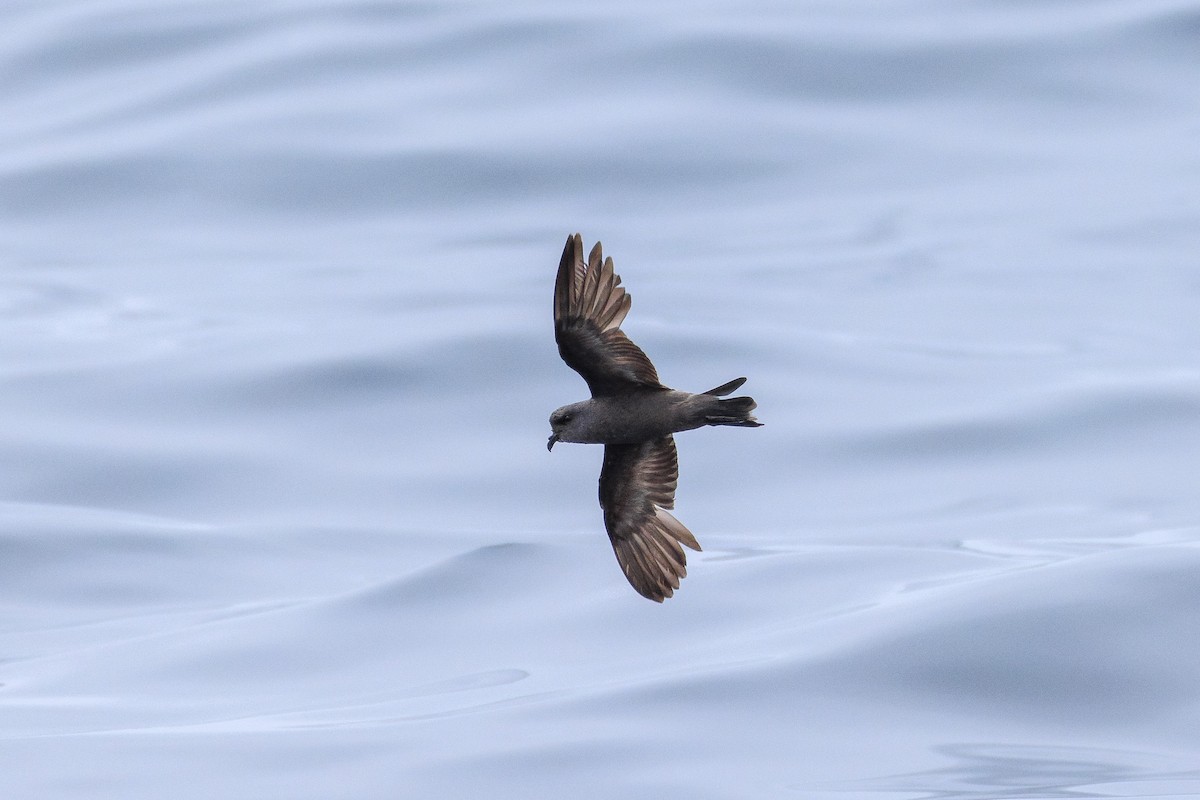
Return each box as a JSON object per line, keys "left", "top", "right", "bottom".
{"left": 599, "top": 436, "right": 701, "bottom": 602}
{"left": 554, "top": 233, "right": 664, "bottom": 397}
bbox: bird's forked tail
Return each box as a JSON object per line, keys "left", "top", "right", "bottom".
{"left": 702, "top": 377, "right": 762, "bottom": 428}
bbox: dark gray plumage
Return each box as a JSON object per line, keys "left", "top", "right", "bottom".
{"left": 548, "top": 233, "right": 761, "bottom": 602}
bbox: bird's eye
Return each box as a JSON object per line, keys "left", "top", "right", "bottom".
{"left": 561, "top": 413, "right": 572, "bottom": 422}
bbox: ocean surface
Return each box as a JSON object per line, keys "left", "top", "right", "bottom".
{"left": 3, "top": 0, "right": 1199, "bottom": 797}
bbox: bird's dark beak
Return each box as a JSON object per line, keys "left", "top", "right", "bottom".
{"left": 547, "top": 433, "right": 558, "bottom": 451}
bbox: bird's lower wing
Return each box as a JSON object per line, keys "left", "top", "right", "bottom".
{"left": 599, "top": 437, "right": 701, "bottom": 602}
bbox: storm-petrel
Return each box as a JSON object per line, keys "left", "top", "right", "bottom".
{"left": 547, "top": 233, "right": 761, "bottom": 601}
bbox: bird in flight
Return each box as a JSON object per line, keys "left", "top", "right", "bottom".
{"left": 547, "top": 233, "right": 761, "bottom": 601}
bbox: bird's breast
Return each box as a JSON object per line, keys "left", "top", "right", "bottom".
{"left": 588, "top": 391, "right": 697, "bottom": 443}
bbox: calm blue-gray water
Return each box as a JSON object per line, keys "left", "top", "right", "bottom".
{"left": 3, "top": 1, "right": 1200, "bottom": 797}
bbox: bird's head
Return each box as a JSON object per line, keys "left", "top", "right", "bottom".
{"left": 547, "top": 401, "right": 590, "bottom": 451}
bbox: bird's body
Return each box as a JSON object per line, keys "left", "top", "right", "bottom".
{"left": 547, "top": 233, "right": 761, "bottom": 602}
{"left": 550, "top": 387, "right": 737, "bottom": 445}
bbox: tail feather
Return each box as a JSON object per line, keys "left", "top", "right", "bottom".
{"left": 704, "top": 394, "right": 762, "bottom": 428}
{"left": 703, "top": 377, "right": 747, "bottom": 396}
